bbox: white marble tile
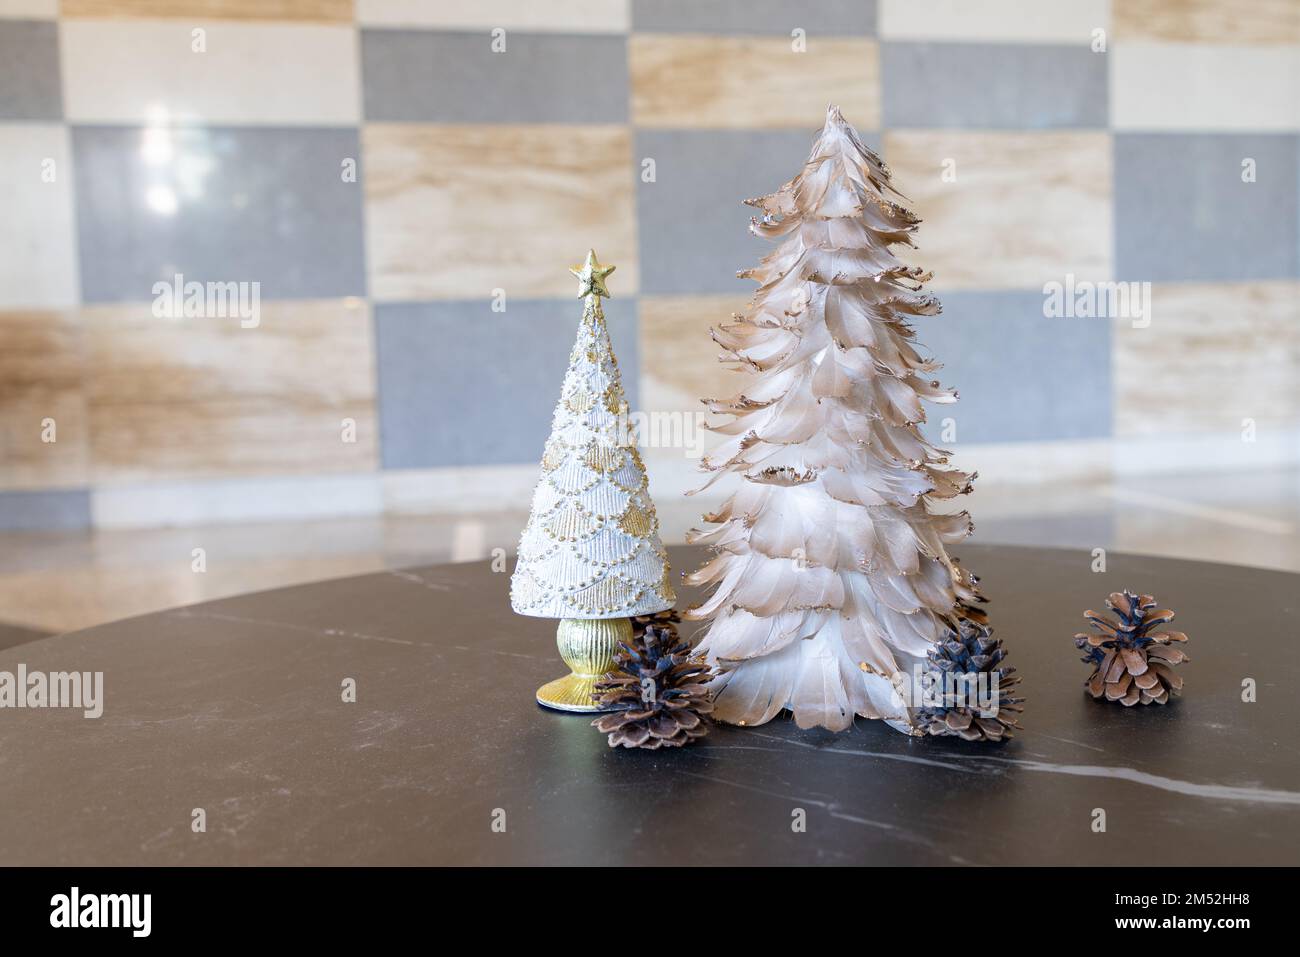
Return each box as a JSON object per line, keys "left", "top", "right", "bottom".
{"left": 62, "top": 0, "right": 354, "bottom": 19}
{"left": 0, "top": 0, "right": 57, "bottom": 18}
{"left": 382, "top": 465, "right": 538, "bottom": 514}
{"left": 0, "top": 126, "right": 78, "bottom": 309}
{"left": 61, "top": 19, "right": 360, "bottom": 125}
{"left": 1112, "top": 43, "right": 1300, "bottom": 131}
{"left": 92, "top": 473, "right": 384, "bottom": 528}
{"left": 1111, "top": 430, "right": 1300, "bottom": 476}
{"left": 879, "top": 0, "right": 1109, "bottom": 43}
{"left": 357, "top": 0, "right": 628, "bottom": 32}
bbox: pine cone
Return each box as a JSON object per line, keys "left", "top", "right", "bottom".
{"left": 592, "top": 624, "right": 713, "bottom": 749}
{"left": 915, "top": 620, "right": 1023, "bottom": 742}
{"left": 631, "top": 609, "right": 681, "bottom": 641}
{"left": 1076, "top": 591, "right": 1188, "bottom": 705}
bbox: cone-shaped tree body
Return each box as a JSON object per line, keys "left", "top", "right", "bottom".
{"left": 512, "top": 251, "right": 675, "bottom": 620}
{"left": 685, "top": 107, "right": 984, "bottom": 733}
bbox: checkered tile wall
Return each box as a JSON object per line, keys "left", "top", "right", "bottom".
{"left": 1, "top": 0, "right": 1297, "bottom": 529}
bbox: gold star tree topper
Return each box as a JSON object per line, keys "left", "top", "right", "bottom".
{"left": 570, "top": 249, "right": 615, "bottom": 300}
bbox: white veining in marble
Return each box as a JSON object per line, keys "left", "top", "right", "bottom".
{"left": 742, "top": 729, "right": 1300, "bottom": 806}
{"left": 968, "top": 756, "right": 1300, "bottom": 806}
{"left": 169, "top": 609, "right": 415, "bottom": 647}
{"left": 386, "top": 569, "right": 452, "bottom": 592}
{"left": 673, "top": 766, "right": 973, "bottom": 864}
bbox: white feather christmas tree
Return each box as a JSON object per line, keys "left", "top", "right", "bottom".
{"left": 685, "top": 106, "right": 985, "bottom": 734}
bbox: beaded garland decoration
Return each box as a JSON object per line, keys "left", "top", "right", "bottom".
{"left": 510, "top": 251, "right": 675, "bottom": 620}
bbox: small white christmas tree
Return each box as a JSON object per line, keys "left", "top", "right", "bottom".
{"left": 685, "top": 106, "right": 985, "bottom": 734}
{"left": 512, "top": 251, "right": 675, "bottom": 710}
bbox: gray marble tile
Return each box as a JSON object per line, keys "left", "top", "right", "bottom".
{"left": 1115, "top": 133, "right": 1299, "bottom": 282}
{"left": 0, "top": 489, "right": 91, "bottom": 531}
{"left": 632, "top": 0, "right": 875, "bottom": 35}
{"left": 0, "top": 19, "right": 61, "bottom": 120}
{"left": 361, "top": 30, "right": 627, "bottom": 123}
{"left": 376, "top": 298, "right": 640, "bottom": 468}
{"left": 883, "top": 42, "right": 1107, "bottom": 129}
{"left": 636, "top": 130, "right": 841, "bottom": 295}
{"left": 72, "top": 126, "right": 366, "bottom": 302}
{"left": 916, "top": 291, "right": 1111, "bottom": 443}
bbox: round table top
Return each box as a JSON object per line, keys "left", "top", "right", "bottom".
{"left": 1, "top": 544, "right": 1296, "bottom": 866}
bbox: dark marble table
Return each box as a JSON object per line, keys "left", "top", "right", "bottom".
{"left": 0, "top": 545, "right": 1296, "bottom": 866}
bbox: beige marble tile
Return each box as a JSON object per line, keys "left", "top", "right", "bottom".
{"left": 638, "top": 295, "right": 749, "bottom": 413}
{"left": 60, "top": 19, "right": 360, "bottom": 124}
{"left": 1115, "top": 282, "right": 1300, "bottom": 437}
{"left": 1112, "top": 43, "right": 1300, "bottom": 131}
{"left": 637, "top": 295, "right": 753, "bottom": 489}
{"left": 883, "top": 131, "right": 1112, "bottom": 290}
{"left": 364, "top": 124, "right": 637, "bottom": 301}
{"left": 357, "top": 0, "right": 627, "bottom": 32}
{"left": 1114, "top": 0, "right": 1300, "bottom": 44}
{"left": 630, "top": 35, "right": 879, "bottom": 130}
{"left": 83, "top": 298, "right": 378, "bottom": 483}
{"left": 0, "top": 126, "right": 79, "bottom": 309}
{"left": 880, "top": 0, "right": 1108, "bottom": 43}
{"left": 0, "top": 312, "right": 88, "bottom": 491}
{"left": 62, "top": 0, "right": 353, "bottom": 18}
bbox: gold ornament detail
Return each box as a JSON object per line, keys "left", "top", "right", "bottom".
{"left": 564, "top": 389, "right": 596, "bottom": 413}
{"left": 540, "top": 439, "right": 567, "bottom": 472}
{"left": 618, "top": 503, "right": 652, "bottom": 538}
{"left": 536, "top": 617, "right": 632, "bottom": 712}
{"left": 583, "top": 442, "right": 625, "bottom": 474}
{"left": 608, "top": 470, "right": 646, "bottom": 496}
{"left": 570, "top": 249, "right": 615, "bottom": 301}
{"left": 547, "top": 505, "right": 600, "bottom": 542}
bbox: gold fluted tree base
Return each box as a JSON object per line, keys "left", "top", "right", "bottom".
{"left": 536, "top": 617, "right": 632, "bottom": 712}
